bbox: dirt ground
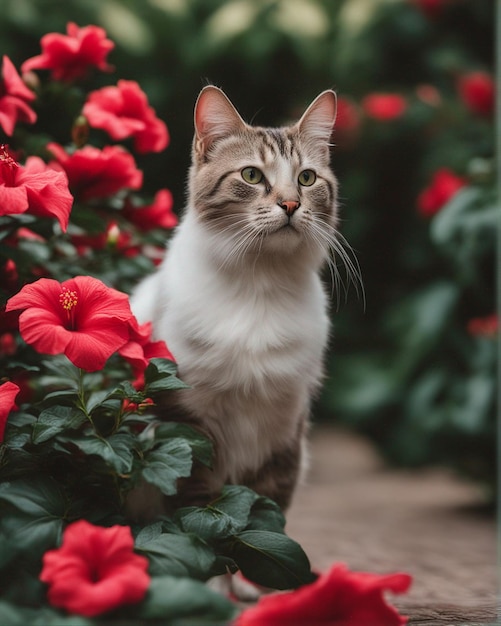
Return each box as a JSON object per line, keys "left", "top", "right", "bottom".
{"left": 286, "top": 426, "right": 498, "bottom": 626}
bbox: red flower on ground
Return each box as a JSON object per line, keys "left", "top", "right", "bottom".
{"left": 0, "top": 55, "right": 37, "bottom": 136}
{"left": 467, "top": 314, "right": 498, "bottom": 338}
{"left": 47, "top": 143, "right": 143, "bottom": 202}
{"left": 83, "top": 80, "right": 169, "bottom": 154}
{"left": 123, "top": 189, "right": 178, "bottom": 231}
{"left": 6, "top": 276, "right": 134, "bottom": 371}
{"left": 0, "top": 381, "right": 20, "bottom": 442}
{"left": 40, "top": 520, "right": 150, "bottom": 617}
{"left": 416, "top": 168, "right": 467, "bottom": 218}
{"left": 457, "top": 71, "right": 495, "bottom": 117}
{"left": 119, "top": 319, "right": 175, "bottom": 375}
{"left": 21, "top": 22, "right": 114, "bottom": 82}
{"left": 235, "top": 563, "right": 412, "bottom": 626}
{"left": 0, "top": 146, "right": 73, "bottom": 231}
{"left": 362, "top": 93, "right": 408, "bottom": 121}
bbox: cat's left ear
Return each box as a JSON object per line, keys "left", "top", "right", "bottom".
{"left": 297, "top": 90, "right": 337, "bottom": 146}
{"left": 194, "top": 86, "right": 247, "bottom": 158}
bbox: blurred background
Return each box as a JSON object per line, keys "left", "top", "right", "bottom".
{"left": 2, "top": 0, "right": 496, "bottom": 496}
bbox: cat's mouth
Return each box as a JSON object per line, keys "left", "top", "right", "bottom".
{"left": 279, "top": 218, "right": 299, "bottom": 233}
{"left": 272, "top": 222, "right": 300, "bottom": 239}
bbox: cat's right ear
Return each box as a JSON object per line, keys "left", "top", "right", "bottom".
{"left": 194, "top": 86, "right": 247, "bottom": 159}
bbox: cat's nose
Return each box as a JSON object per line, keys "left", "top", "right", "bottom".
{"left": 279, "top": 200, "right": 300, "bottom": 216}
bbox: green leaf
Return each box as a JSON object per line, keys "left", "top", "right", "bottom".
{"left": 0, "top": 478, "right": 65, "bottom": 556}
{"left": 146, "top": 375, "right": 190, "bottom": 394}
{"left": 144, "top": 358, "right": 190, "bottom": 394}
{"left": 154, "top": 422, "right": 214, "bottom": 467}
{"left": 0, "top": 603, "right": 92, "bottom": 626}
{"left": 41, "top": 390, "right": 79, "bottom": 405}
{"left": 86, "top": 389, "right": 115, "bottom": 413}
{"left": 68, "top": 432, "right": 135, "bottom": 474}
{"left": 140, "top": 438, "right": 193, "bottom": 496}
{"left": 246, "top": 496, "right": 287, "bottom": 533}
{"left": 32, "top": 406, "right": 87, "bottom": 444}
{"left": 145, "top": 357, "right": 179, "bottom": 379}
{"left": 175, "top": 486, "right": 258, "bottom": 541}
{"left": 228, "top": 530, "right": 314, "bottom": 590}
{"left": 135, "top": 532, "right": 216, "bottom": 579}
{"left": 0, "top": 477, "right": 66, "bottom": 518}
{"left": 134, "top": 575, "right": 237, "bottom": 623}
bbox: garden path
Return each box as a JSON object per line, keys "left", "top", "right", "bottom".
{"left": 286, "top": 426, "right": 498, "bottom": 626}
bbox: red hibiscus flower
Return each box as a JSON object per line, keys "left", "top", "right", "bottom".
{"left": 119, "top": 319, "right": 175, "bottom": 375}
{"left": 6, "top": 276, "right": 134, "bottom": 372}
{"left": 0, "top": 55, "right": 37, "bottom": 136}
{"left": 457, "top": 71, "right": 495, "bottom": 117}
{"left": 40, "top": 520, "right": 150, "bottom": 617}
{"left": 0, "top": 381, "right": 20, "bottom": 442}
{"left": 335, "top": 96, "right": 361, "bottom": 134}
{"left": 83, "top": 80, "right": 169, "bottom": 154}
{"left": 0, "top": 146, "right": 73, "bottom": 231}
{"left": 21, "top": 22, "right": 114, "bottom": 83}
{"left": 467, "top": 314, "right": 498, "bottom": 338}
{"left": 235, "top": 563, "right": 412, "bottom": 626}
{"left": 362, "top": 93, "right": 408, "bottom": 121}
{"left": 416, "top": 168, "right": 467, "bottom": 218}
{"left": 0, "top": 332, "right": 17, "bottom": 357}
{"left": 47, "top": 143, "right": 143, "bottom": 202}
{"left": 123, "top": 189, "right": 177, "bottom": 231}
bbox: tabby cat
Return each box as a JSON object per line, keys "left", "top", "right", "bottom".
{"left": 130, "top": 85, "right": 349, "bottom": 517}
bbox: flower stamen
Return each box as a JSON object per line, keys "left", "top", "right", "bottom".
{"left": 0, "top": 144, "right": 19, "bottom": 186}
{"left": 59, "top": 287, "right": 78, "bottom": 326}
{"left": 0, "top": 144, "right": 19, "bottom": 169}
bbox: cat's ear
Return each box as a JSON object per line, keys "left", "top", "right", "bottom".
{"left": 297, "top": 90, "right": 337, "bottom": 146}
{"left": 194, "top": 86, "right": 247, "bottom": 158}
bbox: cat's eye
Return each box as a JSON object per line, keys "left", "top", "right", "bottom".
{"left": 241, "top": 167, "right": 264, "bottom": 185}
{"left": 298, "top": 170, "right": 316, "bottom": 187}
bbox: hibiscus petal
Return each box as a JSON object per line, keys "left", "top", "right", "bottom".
{"left": 18, "top": 308, "right": 72, "bottom": 356}
{"left": 0, "top": 183, "right": 29, "bottom": 215}
{"left": 235, "top": 563, "right": 412, "bottom": 626}
{"left": 17, "top": 157, "right": 73, "bottom": 231}
{"left": 0, "top": 381, "right": 20, "bottom": 441}
{"left": 64, "top": 321, "right": 130, "bottom": 371}
{"left": 6, "top": 278, "right": 65, "bottom": 316}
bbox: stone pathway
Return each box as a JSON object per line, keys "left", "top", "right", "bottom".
{"left": 286, "top": 426, "right": 498, "bottom": 625}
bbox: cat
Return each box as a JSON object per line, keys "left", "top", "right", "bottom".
{"left": 130, "top": 85, "right": 353, "bottom": 518}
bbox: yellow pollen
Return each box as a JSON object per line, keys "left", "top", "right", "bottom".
{"left": 59, "top": 288, "right": 78, "bottom": 312}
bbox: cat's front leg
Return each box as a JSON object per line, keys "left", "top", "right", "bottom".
{"left": 241, "top": 434, "right": 305, "bottom": 511}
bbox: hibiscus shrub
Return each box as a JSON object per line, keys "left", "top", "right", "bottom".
{"left": 0, "top": 24, "right": 324, "bottom": 625}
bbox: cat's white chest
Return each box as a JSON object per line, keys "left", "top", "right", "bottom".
{"left": 131, "top": 215, "right": 330, "bottom": 481}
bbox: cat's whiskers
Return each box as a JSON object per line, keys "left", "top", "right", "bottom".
{"left": 214, "top": 221, "right": 263, "bottom": 271}
{"left": 307, "top": 215, "right": 365, "bottom": 309}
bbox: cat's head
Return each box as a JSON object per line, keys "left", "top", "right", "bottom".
{"left": 187, "top": 86, "right": 339, "bottom": 269}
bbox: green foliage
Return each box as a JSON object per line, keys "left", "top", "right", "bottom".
{"left": 0, "top": 354, "right": 313, "bottom": 619}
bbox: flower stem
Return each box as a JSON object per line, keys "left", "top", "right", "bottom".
{"left": 76, "top": 368, "right": 95, "bottom": 430}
